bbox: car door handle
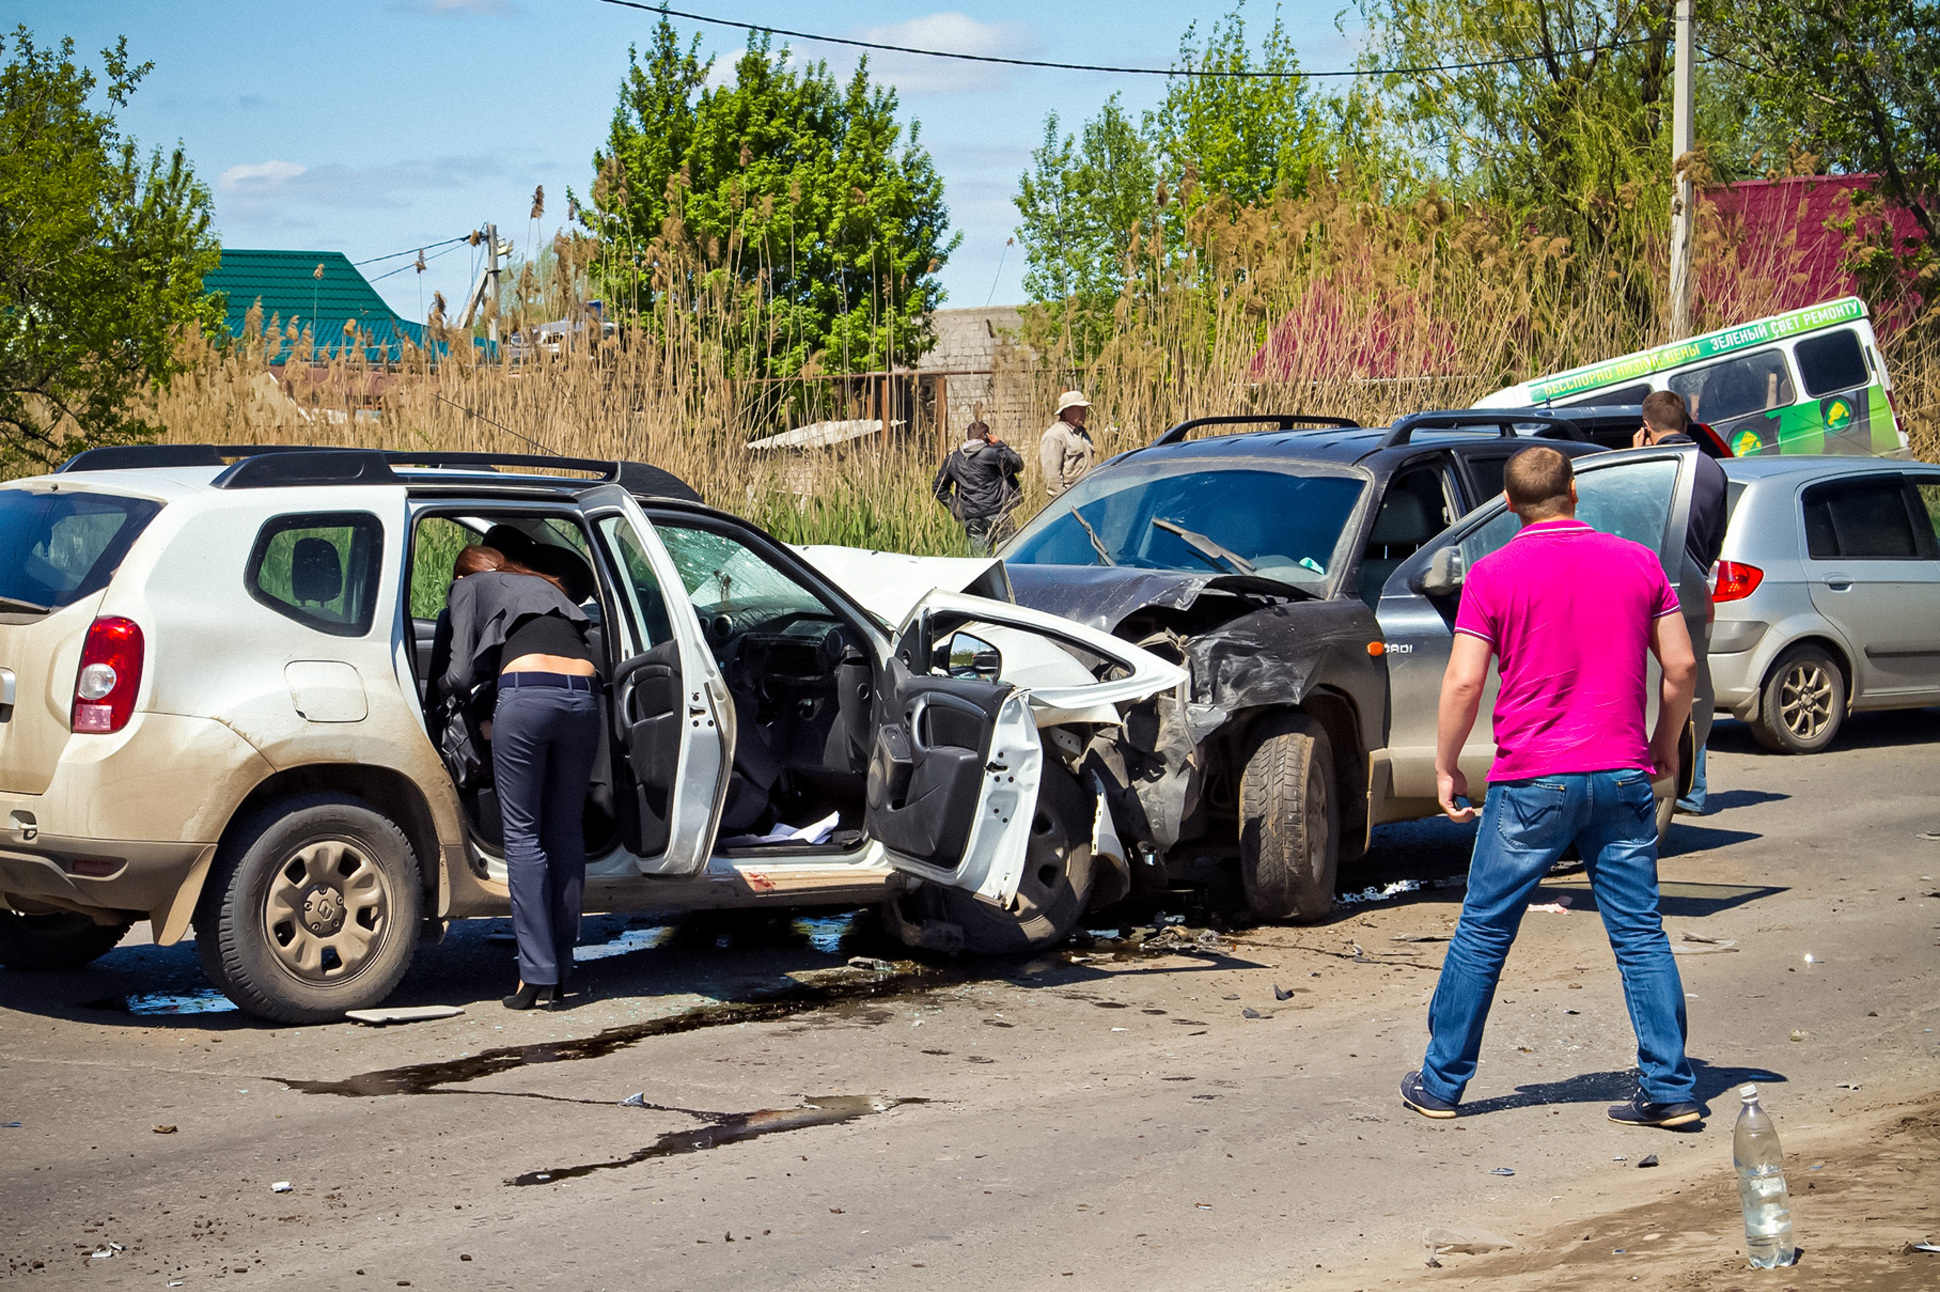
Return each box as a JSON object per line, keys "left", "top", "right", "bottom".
{"left": 0, "top": 667, "right": 13, "bottom": 721}
{"left": 1822, "top": 575, "right": 1853, "bottom": 590}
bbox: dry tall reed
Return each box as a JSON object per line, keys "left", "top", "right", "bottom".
{"left": 117, "top": 180, "right": 1940, "bottom": 553}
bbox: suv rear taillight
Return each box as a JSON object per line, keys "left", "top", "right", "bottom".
{"left": 71, "top": 617, "right": 144, "bottom": 734}
{"left": 1713, "top": 560, "right": 1764, "bottom": 604}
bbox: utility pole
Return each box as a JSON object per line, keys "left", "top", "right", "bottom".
{"left": 1667, "top": 0, "right": 1696, "bottom": 340}
{"left": 484, "top": 222, "right": 503, "bottom": 347}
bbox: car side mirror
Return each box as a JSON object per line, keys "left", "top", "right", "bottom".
{"left": 931, "top": 631, "right": 1002, "bottom": 681}
{"left": 1412, "top": 546, "right": 1466, "bottom": 597}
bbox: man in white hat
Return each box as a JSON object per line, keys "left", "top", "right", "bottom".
{"left": 1040, "top": 390, "right": 1095, "bottom": 499}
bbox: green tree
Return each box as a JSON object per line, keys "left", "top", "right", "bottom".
{"left": 588, "top": 17, "right": 957, "bottom": 376}
{"left": 0, "top": 27, "right": 219, "bottom": 472}
{"left": 1153, "top": 8, "right": 1326, "bottom": 212}
{"left": 1713, "top": 0, "right": 1938, "bottom": 236}
{"left": 1013, "top": 99, "right": 1160, "bottom": 357}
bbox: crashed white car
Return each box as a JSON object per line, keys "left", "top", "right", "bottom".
{"left": 0, "top": 446, "right": 1182, "bottom": 1022}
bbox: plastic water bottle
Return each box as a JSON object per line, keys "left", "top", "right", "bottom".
{"left": 1734, "top": 1083, "right": 1795, "bottom": 1268}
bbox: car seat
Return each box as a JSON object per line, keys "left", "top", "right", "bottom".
{"left": 291, "top": 537, "right": 344, "bottom": 616}
{"left": 1361, "top": 490, "right": 1438, "bottom": 602}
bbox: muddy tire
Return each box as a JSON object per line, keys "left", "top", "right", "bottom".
{"left": 889, "top": 763, "right": 1094, "bottom": 955}
{"left": 1752, "top": 645, "right": 1845, "bottom": 754}
{"left": 0, "top": 910, "right": 132, "bottom": 971}
{"left": 1239, "top": 714, "right": 1339, "bottom": 924}
{"left": 195, "top": 794, "right": 422, "bottom": 1024}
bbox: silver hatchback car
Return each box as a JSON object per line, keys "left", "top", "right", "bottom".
{"left": 1711, "top": 456, "right": 1940, "bottom": 752}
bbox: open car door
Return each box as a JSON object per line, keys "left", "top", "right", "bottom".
{"left": 1373, "top": 447, "right": 1703, "bottom": 807}
{"left": 866, "top": 589, "right": 1186, "bottom": 909}
{"left": 583, "top": 487, "right": 733, "bottom": 876}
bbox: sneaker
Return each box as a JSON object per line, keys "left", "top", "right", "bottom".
{"left": 1606, "top": 1091, "right": 1702, "bottom": 1127}
{"left": 1400, "top": 1071, "right": 1458, "bottom": 1119}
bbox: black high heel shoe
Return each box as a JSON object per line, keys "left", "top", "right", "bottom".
{"left": 502, "top": 981, "right": 558, "bottom": 1010}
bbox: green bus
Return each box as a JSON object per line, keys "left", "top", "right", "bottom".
{"left": 1476, "top": 297, "right": 1907, "bottom": 458}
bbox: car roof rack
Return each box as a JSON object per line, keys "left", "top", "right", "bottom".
{"left": 55, "top": 443, "right": 702, "bottom": 501}
{"left": 1379, "top": 410, "right": 1592, "bottom": 449}
{"left": 1148, "top": 414, "right": 1361, "bottom": 448}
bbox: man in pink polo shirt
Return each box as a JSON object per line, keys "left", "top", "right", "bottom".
{"left": 1401, "top": 446, "right": 1701, "bottom": 1128}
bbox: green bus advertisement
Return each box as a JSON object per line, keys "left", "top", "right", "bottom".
{"left": 1476, "top": 297, "right": 1908, "bottom": 458}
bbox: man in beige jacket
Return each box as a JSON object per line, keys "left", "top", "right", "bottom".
{"left": 1039, "top": 390, "right": 1095, "bottom": 498}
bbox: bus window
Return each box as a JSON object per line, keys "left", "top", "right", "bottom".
{"left": 1667, "top": 348, "right": 1796, "bottom": 424}
{"left": 1795, "top": 329, "right": 1869, "bottom": 397}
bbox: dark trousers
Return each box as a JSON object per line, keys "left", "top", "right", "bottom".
{"left": 964, "top": 510, "right": 1017, "bottom": 556}
{"left": 493, "top": 678, "right": 600, "bottom": 986}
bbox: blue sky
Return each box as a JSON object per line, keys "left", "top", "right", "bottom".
{"left": 14, "top": 1, "right": 1362, "bottom": 323}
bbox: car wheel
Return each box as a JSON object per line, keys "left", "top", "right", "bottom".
{"left": 1752, "top": 645, "right": 1845, "bottom": 754}
{"left": 195, "top": 794, "right": 422, "bottom": 1024}
{"left": 1240, "top": 714, "right": 1339, "bottom": 924}
{"left": 888, "top": 763, "right": 1095, "bottom": 955}
{"left": 0, "top": 910, "right": 133, "bottom": 971}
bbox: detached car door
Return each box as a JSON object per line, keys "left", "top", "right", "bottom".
{"left": 867, "top": 590, "right": 1185, "bottom": 911}
{"left": 1374, "top": 448, "right": 1700, "bottom": 802}
{"left": 581, "top": 486, "right": 732, "bottom": 876}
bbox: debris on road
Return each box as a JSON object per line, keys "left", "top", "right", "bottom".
{"left": 1273, "top": 985, "right": 1295, "bottom": 1000}
{"left": 1489, "top": 1167, "right": 1516, "bottom": 1176}
{"left": 271, "top": 1181, "right": 293, "bottom": 1193}
{"left": 1528, "top": 899, "right": 1572, "bottom": 914}
{"left": 1392, "top": 933, "right": 1450, "bottom": 943}
{"left": 1241, "top": 1007, "right": 1265, "bottom": 1019}
{"left": 620, "top": 1092, "right": 648, "bottom": 1107}
{"left": 1905, "top": 1241, "right": 1940, "bottom": 1254}
{"left": 152, "top": 1124, "right": 177, "bottom": 1134}
{"left": 847, "top": 956, "right": 895, "bottom": 973}
{"left": 1637, "top": 1154, "right": 1659, "bottom": 1168}
{"left": 88, "top": 1243, "right": 122, "bottom": 1260}
{"left": 344, "top": 1005, "right": 465, "bottom": 1026}
{"left": 1, "top": 1120, "right": 20, "bottom": 1128}
{"left": 1337, "top": 879, "right": 1424, "bottom": 906}
{"left": 1791, "top": 1029, "right": 1809, "bottom": 1042}
{"left": 1422, "top": 1226, "right": 1514, "bottom": 1266}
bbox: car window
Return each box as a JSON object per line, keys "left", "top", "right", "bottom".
{"left": 1794, "top": 329, "right": 1869, "bottom": 398}
{"left": 1363, "top": 462, "right": 1454, "bottom": 606}
{"left": 247, "top": 512, "right": 384, "bottom": 637}
{"left": 0, "top": 489, "right": 162, "bottom": 613}
{"left": 657, "top": 522, "right": 833, "bottom": 621}
{"left": 1457, "top": 457, "right": 1680, "bottom": 571}
{"left": 1668, "top": 348, "right": 1797, "bottom": 424}
{"left": 1461, "top": 452, "right": 1513, "bottom": 502}
{"left": 409, "top": 516, "right": 477, "bottom": 620}
{"left": 1911, "top": 477, "right": 1940, "bottom": 551}
{"left": 1005, "top": 465, "right": 1365, "bottom": 589}
{"left": 595, "top": 516, "right": 674, "bottom": 646}
{"left": 1802, "top": 476, "right": 1919, "bottom": 560}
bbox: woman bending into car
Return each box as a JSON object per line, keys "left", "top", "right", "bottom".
{"left": 443, "top": 544, "right": 600, "bottom": 1010}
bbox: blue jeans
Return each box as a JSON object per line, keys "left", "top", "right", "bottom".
{"left": 1420, "top": 769, "right": 1695, "bottom": 1106}
{"left": 493, "top": 679, "right": 601, "bottom": 987}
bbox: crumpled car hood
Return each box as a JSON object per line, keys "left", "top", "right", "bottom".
{"left": 1004, "top": 563, "right": 1288, "bottom": 634}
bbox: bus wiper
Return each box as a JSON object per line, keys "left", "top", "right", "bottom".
{"left": 1070, "top": 505, "right": 1116, "bottom": 567}
{"left": 1151, "top": 517, "right": 1255, "bottom": 575}
{"left": 0, "top": 594, "right": 52, "bottom": 615}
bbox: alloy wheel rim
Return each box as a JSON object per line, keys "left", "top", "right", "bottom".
{"left": 1779, "top": 662, "right": 1835, "bottom": 741}
{"left": 263, "top": 838, "right": 390, "bottom": 982}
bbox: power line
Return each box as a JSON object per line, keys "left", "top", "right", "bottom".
{"left": 366, "top": 240, "right": 469, "bottom": 283}
{"left": 597, "top": 0, "right": 1653, "bottom": 79}
{"left": 354, "top": 234, "right": 472, "bottom": 267}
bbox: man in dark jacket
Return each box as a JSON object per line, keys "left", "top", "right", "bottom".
{"left": 1636, "top": 390, "right": 1728, "bottom": 813}
{"left": 934, "top": 420, "right": 1025, "bottom": 554}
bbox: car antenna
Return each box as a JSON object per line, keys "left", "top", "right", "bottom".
{"left": 433, "top": 393, "right": 562, "bottom": 457}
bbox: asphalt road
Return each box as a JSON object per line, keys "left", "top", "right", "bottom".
{"left": 4, "top": 713, "right": 1938, "bottom": 1290}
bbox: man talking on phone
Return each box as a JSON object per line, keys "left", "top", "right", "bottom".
{"left": 1400, "top": 446, "right": 1702, "bottom": 1128}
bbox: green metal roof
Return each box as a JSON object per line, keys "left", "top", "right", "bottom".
{"left": 202, "top": 249, "right": 434, "bottom": 361}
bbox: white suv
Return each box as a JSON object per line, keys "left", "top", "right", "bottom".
{"left": 0, "top": 445, "right": 1180, "bottom": 1022}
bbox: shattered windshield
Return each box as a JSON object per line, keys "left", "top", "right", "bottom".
{"left": 1003, "top": 464, "right": 1365, "bottom": 589}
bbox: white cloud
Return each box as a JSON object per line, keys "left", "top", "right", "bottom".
{"left": 215, "top": 155, "right": 507, "bottom": 222}
{"left": 846, "top": 13, "right": 1036, "bottom": 96}
{"left": 219, "top": 160, "right": 307, "bottom": 192}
